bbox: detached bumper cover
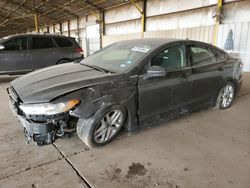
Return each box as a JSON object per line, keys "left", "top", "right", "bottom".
{"left": 17, "top": 115, "right": 54, "bottom": 134}
{"left": 20, "top": 118, "right": 55, "bottom": 145}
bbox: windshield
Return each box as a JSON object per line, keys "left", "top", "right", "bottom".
{"left": 80, "top": 42, "right": 152, "bottom": 73}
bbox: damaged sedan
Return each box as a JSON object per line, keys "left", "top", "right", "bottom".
{"left": 8, "top": 39, "right": 243, "bottom": 147}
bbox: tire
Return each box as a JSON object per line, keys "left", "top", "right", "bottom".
{"left": 215, "top": 81, "right": 235, "bottom": 109}
{"left": 57, "top": 59, "right": 70, "bottom": 64}
{"left": 77, "top": 105, "right": 126, "bottom": 148}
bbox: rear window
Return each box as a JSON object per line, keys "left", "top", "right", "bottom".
{"left": 214, "top": 49, "right": 227, "bottom": 62}
{"left": 190, "top": 46, "right": 216, "bottom": 66}
{"left": 32, "top": 37, "right": 55, "bottom": 49}
{"left": 53, "top": 37, "right": 73, "bottom": 47}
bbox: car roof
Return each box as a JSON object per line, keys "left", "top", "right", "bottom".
{"left": 0, "top": 33, "right": 73, "bottom": 40}
{"left": 112, "top": 38, "right": 217, "bottom": 52}
{"left": 116, "top": 38, "right": 184, "bottom": 46}
{"left": 114, "top": 38, "right": 215, "bottom": 48}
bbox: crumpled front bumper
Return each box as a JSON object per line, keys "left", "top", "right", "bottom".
{"left": 8, "top": 87, "right": 56, "bottom": 145}
{"left": 17, "top": 115, "right": 55, "bottom": 145}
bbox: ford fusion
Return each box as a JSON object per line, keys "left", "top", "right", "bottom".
{"left": 8, "top": 39, "right": 243, "bottom": 148}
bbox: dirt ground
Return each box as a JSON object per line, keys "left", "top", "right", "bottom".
{"left": 0, "top": 73, "right": 249, "bottom": 188}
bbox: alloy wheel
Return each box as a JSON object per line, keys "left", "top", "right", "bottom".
{"left": 220, "top": 83, "right": 235, "bottom": 108}
{"left": 94, "top": 110, "right": 123, "bottom": 143}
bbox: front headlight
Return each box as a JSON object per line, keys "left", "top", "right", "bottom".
{"left": 19, "top": 99, "right": 80, "bottom": 115}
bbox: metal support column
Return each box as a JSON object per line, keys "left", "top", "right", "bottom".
{"left": 59, "top": 22, "right": 62, "bottom": 35}
{"left": 142, "top": 0, "right": 147, "bottom": 32}
{"left": 34, "top": 14, "right": 38, "bottom": 33}
{"left": 130, "top": 0, "right": 146, "bottom": 36}
{"left": 77, "top": 17, "right": 80, "bottom": 44}
{"left": 53, "top": 24, "right": 55, "bottom": 33}
{"left": 67, "top": 20, "right": 70, "bottom": 37}
{"left": 100, "top": 11, "right": 105, "bottom": 48}
{"left": 102, "top": 11, "right": 105, "bottom": 36}
{"left": 213, "top": 0, "right": 223, "bottom": 45}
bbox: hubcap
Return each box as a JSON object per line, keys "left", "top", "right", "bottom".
{"left": 221, "top": 84, "right": 234, "bottom": 108}
{"left": 94, "top": 110, "right": 123, "bottom": 143}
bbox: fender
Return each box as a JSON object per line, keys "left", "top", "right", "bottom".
{"left": 69, "top": 82, "right": 139, "bottom": 131}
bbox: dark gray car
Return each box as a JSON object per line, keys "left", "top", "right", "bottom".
{"left": 0, "top": 34, "right": 84, "bottom": 75}
{"left": 8, "top": 39, "right": 243, "bottom": 148}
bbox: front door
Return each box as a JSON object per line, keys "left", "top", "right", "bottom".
{"left": 0, "top": 36, "right": 31, "bottom": 74}
{"left": 138, "top": 44, "right": 192, "bottom": 126}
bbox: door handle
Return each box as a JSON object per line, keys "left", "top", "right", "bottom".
{"left": 182, "top": 72, "right": 191, "bottom": 78}
{"left": 218, "top": 66, "right": 224, "bottom": 71}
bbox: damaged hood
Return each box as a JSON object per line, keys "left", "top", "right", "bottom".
{"left": 11, "top": 63, "right": 122, "bottom": 103}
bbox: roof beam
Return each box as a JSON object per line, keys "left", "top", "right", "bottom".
{"left": 0, "top": 23, "right": 29, "bottom": 36}
{"left": 42, "top": 0, "right": 78, "bottom": 18}
{"left": 25, "top": 0, "right": 49, "bottom": 14}
{"left": 5, "top": 0, "right": 57, "bottom": 24}
{"left": 48, "top": 2, "right": 79, "bottom": 18}
{"left": 55, "top": 0, "right": 107, "bottom": 20}
{"left": 5, "top": 0, "right": 28, "bottom": 18}
{"left": 0, "top": 7, "right": 34, "bottom": 27}
{"left": 82, "top": 0, "right": 103, "bottom": 11}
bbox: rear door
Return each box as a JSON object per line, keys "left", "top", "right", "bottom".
{"left": 187, "top": 42, "right": 225, "bottom": 109}
{"left": 30, "top": 36, "right": 59, "bottom": 69}
{"left": 0, "top": 36, "right": 31, "bottom": 74}
{"left": 138, "top": 44, "right": 193, "bottom": 126}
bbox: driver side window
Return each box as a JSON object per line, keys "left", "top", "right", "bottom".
{"left": 150, "top": 45, "right": 186, "bottom": 72}
{"left": 3, "top": 37, "right": 27, "bottom": 51}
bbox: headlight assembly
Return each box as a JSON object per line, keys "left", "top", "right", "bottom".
{"left": 19, "top": 99, "right": 80, "bottom": 115}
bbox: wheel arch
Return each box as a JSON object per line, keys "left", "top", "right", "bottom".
{"left": 72, "top": 101, "right": 132, "bottom": 129}
{"left": 56, "top": 58, "right": 71, "bottom": 64}
{"left": 224, "top": 77, "right": 238, "bottom": 95}
{"left": 71, "top": 96, "right": 137, "bottom": 133}
{"left": 65, "top": 85, "right": 138, "bottom": 132}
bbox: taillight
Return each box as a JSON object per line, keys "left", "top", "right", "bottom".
{"left": 239, "top": 62, "right": 243, "bottom": 68}
{"left": 75, "top": 48, "right": 84, "bottom": 55}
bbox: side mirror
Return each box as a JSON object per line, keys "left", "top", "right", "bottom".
{"left": 0, "top": 44, "right": 5, "bottom": 50}
{"left": 144, "top": 65, "right": 166, "bottom": 79}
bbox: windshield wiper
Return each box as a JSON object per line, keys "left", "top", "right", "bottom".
{"left": 83, "top": 64, "right": 114, "bottom": 74}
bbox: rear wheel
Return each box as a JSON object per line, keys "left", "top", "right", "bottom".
{"left": 216, "top": 82, "right": 235, "bottom": 109}
{"left": 77, "top": 105, "right": 126, "bottom": 148}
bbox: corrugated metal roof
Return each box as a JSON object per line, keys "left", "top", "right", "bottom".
{"left": 0, "top": 0, "right": 131, "bottom": 37}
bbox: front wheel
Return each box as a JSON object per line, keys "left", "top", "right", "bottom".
{"left": 77, "top": 105, "right": 126, "bottom": 148}
{"left": 216, "top": 82, "right": 235, "bottom": 109}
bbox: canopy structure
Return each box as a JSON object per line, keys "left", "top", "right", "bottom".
{"left": 0, "top": 0, "right": 130, "bottom": 37}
